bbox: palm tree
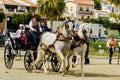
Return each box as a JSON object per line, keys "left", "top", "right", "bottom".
{"left": 108, "top": 0, "right": 120, "bottom": 6}
{"left": 37, "top": 0, "right": 66, "bottom": 28}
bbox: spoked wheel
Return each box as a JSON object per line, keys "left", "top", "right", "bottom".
{"left": 35, "top": 60, "right": 43, "bottom": 69}
{"left": 24, "top": 50, "right": 34, "bottom": 72}
{"left": 51, "top": 53, "right": 61, "bottom": 72}
{"left": 14, "top": 50, "right": 21, "bottom": 61}
{"left": 14, "top": 41, "right": 21, "bottom": 60}
{"left": 4, "top": 44, "right": 14, "bottom": 69}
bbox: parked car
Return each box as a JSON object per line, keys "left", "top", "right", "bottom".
{"left": 0, "top": 34, "right": 6, "bottom": 46}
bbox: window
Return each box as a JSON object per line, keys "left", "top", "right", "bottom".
{"left": 81, "top": 16, "right": 84, "bottom": 20}
{"left": 87, "top": 16, "right": 90, "bottom": 19}
{"left": 70, "top": 6, "right": 73, "bottom": 11}
{"left": 86, "top": 7, "right": 89, "bottom": 12}
{"left": 80, "top": 7, "right": 83, "bottom": 11}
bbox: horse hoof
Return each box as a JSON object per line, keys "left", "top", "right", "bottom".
{"left": 44, "top": 71, "right": 48, "bottom": 74}
{"left": 72, "top": 64, "right": 75, "bottom": 68}
{"left": 66, "top": 67, "right": 69, "bottom": 71}
{"left": 60, "top": 72, "right": 65, "bottom": 76}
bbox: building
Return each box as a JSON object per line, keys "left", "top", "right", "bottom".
{"left": 65, "top": 0, "right": 94, "bottom": 21}
{"left": 0, "top": 0, "right": 37, "bottom": 33}
{"left": 94, "top": 10, "right": 109, "bottom": 19}
{"left": 101, "top": 0, "right": 120, "bottom": 14}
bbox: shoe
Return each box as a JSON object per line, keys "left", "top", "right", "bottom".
{"left": 109, "top": 63, "right": 112, "bottom": 64}
{"left": 84, "top": 62, "right": 90, "bottom": 64}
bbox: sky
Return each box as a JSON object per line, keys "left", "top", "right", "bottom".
{"left": 31, "top": 0, "right": 37, "bottom": 3}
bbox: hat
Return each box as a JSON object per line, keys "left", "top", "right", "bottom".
{"left": 41, "top": 19, "right": 46, "bottom": 22}
{"left": 19, "top": 24, "right": 24, "bottom": 27}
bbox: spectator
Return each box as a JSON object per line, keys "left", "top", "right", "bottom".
{"left": 106, "top": 35, "right": 116, "bottom": 64}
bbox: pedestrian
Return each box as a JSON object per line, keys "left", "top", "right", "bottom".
{"left": 84, "top": 41, "right": 90, "bottom": 64}
{"left": 106, "top": 35, "right": 116, "bottom": 64}
{"left": 29, "top": 14, "right": 40, "bottom": 51}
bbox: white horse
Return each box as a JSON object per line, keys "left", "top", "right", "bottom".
{"left": 71, "top": 23, "right": 92, "bottom": 77}
{"left": 32, "top": 20, "right": 74, "bottom": 74}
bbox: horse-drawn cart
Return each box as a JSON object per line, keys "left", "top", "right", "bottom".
{"left": 4, "top": 29, "right": 61, "bottom": 72}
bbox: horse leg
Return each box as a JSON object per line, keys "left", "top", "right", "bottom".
{"left": 72, "top": 47, "right": 80, "bottom": 68}
{"left": 81, "top": 44, "right": 87, "bottom": 77}
{"left": 42, "top": 52, "right": 48, "bottom": 74}
{"left": 66, "top": 50, "right": 72, "bottom": 71}
{"left": 55, "top": 48, "right": 65, "bottom": 73}
{"left": 81, "top": 51, "right": 84, "bottom": 77}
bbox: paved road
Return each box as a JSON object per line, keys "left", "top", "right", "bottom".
{"left": 0, "top": 47, "right": 120, "bottom": 80}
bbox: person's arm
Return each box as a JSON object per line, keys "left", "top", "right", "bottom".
{"left": 46, "top": 26, "right": 52, "bottom": 31}
{"left": 106, "top": 40, "right": 110, "bottom": 48}
{"left": 29, "top": 20, "right": 36, "bottom": 31}
{"left": 38, "top": 23, "right": 43, "bottom": 32}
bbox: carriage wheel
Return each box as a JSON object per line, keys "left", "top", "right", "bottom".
{"left": 24, "top": 50, "right": 34, "bottom": 72}
{"left": 35, "top": 60, "right": 43, "bottom": 69}
{"left": 51, "top": 53, "right": 61, "bottom": 72}
{"left": 14, "top": 50, "right": 21, "bottom": 61}
{"left": 4, "top": 44, "right": 14, "bottom": 69}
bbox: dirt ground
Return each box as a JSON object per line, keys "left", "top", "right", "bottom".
{"left": 0, "top": 47, "right": 120, "bottom": 80}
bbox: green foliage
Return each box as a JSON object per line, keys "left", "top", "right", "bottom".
{"left": 90, "top": 42, "right": 107, "bottom": 51}
{"left": 93, "top": 0, "right": 101, "bottom": 10}
{"left": 38, "top": 0, "right": 65, "bottom": 20}
{"left": 0, "top": 11, "right": 5, "bottom": 22}
{"left": 89, "top": 41, "right": 119, "bottom": 56}
{"left": 109, "top": 22, "right": 120, "bottom": 34}
{"left": 84, "top": 18, "right": 98, "bottom": 23}
{"left": 98, "top": 18, "right": 110, "bottom": 28}
{"left": 84, "top": 18, "right": 110, "bottom": 28}
{"left": 109, "top": 0, "right": 120, "bottom": 6}
{"left": 12, "top": 13, "right": 41, "bottom": 24}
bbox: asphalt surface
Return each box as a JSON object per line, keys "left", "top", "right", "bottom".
{"left": 0, "top": 47, "right": 120, "bottom": 80}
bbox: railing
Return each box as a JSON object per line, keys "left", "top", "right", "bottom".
{"left": 78, "top": 11, "right": 93, "bottom": 15}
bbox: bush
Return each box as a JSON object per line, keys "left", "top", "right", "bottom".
{"left": 89, "top": 41, "right": 119, "bottom": 56}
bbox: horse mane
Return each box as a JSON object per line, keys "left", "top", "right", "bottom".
{"left": 56, "top": 22, "right": 66, "bottom": 34}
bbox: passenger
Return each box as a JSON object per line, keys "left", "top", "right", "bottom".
{"left": 10, "top": 24, "right": 25, "bottom": 49}
{"left": 29, "top": 14, "right": 40, "bottom": 51}
{"left": 39, "top": 20, "right": 51, "bottom": 33}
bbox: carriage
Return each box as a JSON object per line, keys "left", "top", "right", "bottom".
{"left": 4, "top": 28, "right": 61, "bottom": 72}
{"left": 4, "top": 22, "right": 91, "bottom": 77}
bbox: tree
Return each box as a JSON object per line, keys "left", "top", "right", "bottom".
{"left": 93, "top": 0, "right": 101, "bottom": 10}
{"left": 110, "top": 22, "right": 120, "bottom": 35}
{"left": 38, "top": 0, "right": 66, "bottom": 28}
{"left": 109, "top": 0, "right": 120, "bottom": 6}
{"left": 84, "top": 18, "right": 99, "bottom": 23}
{"left": 84, "top": 18, "right": 110, "bottom": 28}
{"left": 12, "top": 13, "right": 40, "bottom": 25}
{"left": 0, "top": 11, "right": 5, "bottom": 22}
{"left": 98, "top": 18, "right": 110, "bottom": 28}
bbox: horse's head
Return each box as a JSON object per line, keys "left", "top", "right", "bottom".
{"left": 78, "top": 23, "right": 92, "bottom": 41}
{"left": 58, "top": 20, "right": 74, "bottom": 38}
